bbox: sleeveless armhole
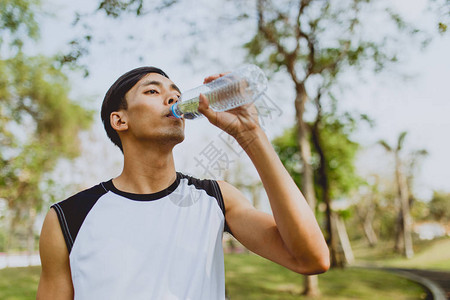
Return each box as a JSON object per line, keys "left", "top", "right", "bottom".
{"left": 50, "top": 183, "right": 108, "bottom": 254}
{"left": 211, "top": 180, "right": 232, "bottom": 235}
{"left": 51, "top": 203, "right": 74, "bottom": 252}
{"left": 178, "top": 173, "right": 232, "bottom": 235}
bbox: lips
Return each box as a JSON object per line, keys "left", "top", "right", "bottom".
{"left": 165, "top": 112, "right": 180, "bottom": 119}
{"left": 164, "top": 108, "right": 183, "bottom": 119}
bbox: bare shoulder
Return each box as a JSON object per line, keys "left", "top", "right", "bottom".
{"left": 217, "top": 180, "right": 253, "bottom": 211}
{"left": 39, "top": 208, "right": 67, "bottom": 257}
{"left": 37, "top": 208, "right": 74, "bottom": 299}
{"left": 216, "top": 180, "right": 274, "bottom": 245}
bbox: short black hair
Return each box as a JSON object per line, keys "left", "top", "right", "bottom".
{"left": 101, "top": 66, "right": 169, "bottom": 152}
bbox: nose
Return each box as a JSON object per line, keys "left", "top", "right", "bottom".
{"left": 166, "top": 93, "right": 180, "bottom": 105}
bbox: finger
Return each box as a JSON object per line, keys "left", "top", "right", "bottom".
{"left": 197, "top": 93, "right": 216, "bottom": 122}
{"left": 203, "top": 72, "right": 230, "bottom": 84}
{"left": 203, "top": 74, "right": 221, "bottom": 84}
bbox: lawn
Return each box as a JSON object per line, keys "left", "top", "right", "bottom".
{"left": 0, "top": 266, "right": 41, "bottom": 300}
{"left": 224, "top": 253, "right": 428, "bottom": 299}
{"left": 1, "top": 244, "right": 442, "bottom": 300}
{"left": 353, "top": 236, "right": 450, "bottom": 270}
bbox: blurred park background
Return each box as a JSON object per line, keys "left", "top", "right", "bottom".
{"left": 1, "top": 0, "right": 449, "bottom": 298}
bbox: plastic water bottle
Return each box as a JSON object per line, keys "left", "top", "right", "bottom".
{"left": 170, "top": 65, "right": 268, "bottom": 119}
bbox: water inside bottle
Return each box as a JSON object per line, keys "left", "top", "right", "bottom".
{"left": 174, "top": 64, "right": 268, "bottom": 119}
{"left": 178, "top": 97, "right": 202, "bottom": 119}
{"left": 177, "top": 79, "right": 252, "bottom": 119}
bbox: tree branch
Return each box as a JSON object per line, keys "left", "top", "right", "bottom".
{"left": 257, "top": 0, "right": 299, "bottom": 85}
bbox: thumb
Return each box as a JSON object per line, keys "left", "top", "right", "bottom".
{"left": 198, "top": 93, "right": 217, "bottom": 122}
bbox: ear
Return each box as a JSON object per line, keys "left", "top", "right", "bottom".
{"left": 110, "top": 111, "right": 128, "bottom": 132}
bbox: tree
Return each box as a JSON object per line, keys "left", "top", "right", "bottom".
{"left": 273, "top": 112, "right": 362, "bottom": 267}
{"left": 310, "top": 89, "right": 366, "bottom": 268}
{"left": 379, "top": 132, "right": 412, "bottom": 257}
{"left": 245, "top": 0, "right": 427, "bottom": 296}
{"left": 354, "top": 178, "right": 380, "bottom": 247}
{"left": 0, "top": 0, "right": 93, "bottom": 253}
{"left": 378, "top": 132, "right": 427, "bottom": 258}
{"left": 429, "top": 191, "right": 450, "bottom": 223}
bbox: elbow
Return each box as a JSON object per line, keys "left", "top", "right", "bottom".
{"left": 312, "top": 246, "right": 331, "bottom": 274}
{"left": 293, "top": 248, "right": 330, "bottom": 275}
{"left": 308, "top": 254, "right": 330, "bottom": 275}
{"left": 317, "top": 246, "right": 331, "bottom": 273}
{"left": 298, "top": 259, "right": 330, "bottom": 275}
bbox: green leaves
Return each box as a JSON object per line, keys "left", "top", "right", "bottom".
{"left": 378, "top": 140, "right": 392, "bottom": 152}
{"left": 429, "top": 191, "right": 450, "bottom": 222}
{"left": 396, "top": 131, "right": 408, "bottom": 151}
{"left": 273, "top": 114, "right": 362, "bottom": 201}
{"left": 378, "top": 131, "right": 408, "bottom": 153}
{"left": 0, "top": 0, "right": 40, "bottom": 50}
{"left": 0, "top": 0, "right": 94, "bottom": 246}
{"left": 1, "top": 53, "right": 93, "bottom": 163}
{"left": 98, "top": 0, "right": 144, "bottom": 17}
{"left": 312, "top": 115, "right": 362, "bottom": 198}
{"left": 96, "top": 0, "right": 179, "bottom": 17}
{"left": 272, "top": 127, "right": 302, "bottom": 187}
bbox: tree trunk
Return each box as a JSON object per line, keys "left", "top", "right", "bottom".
{"left": 26, "top": 207, "right": 37, "bottom": 266}
{"left": 394, "top": 209, "right": 404, "bottom": 253}
{"left": 363, "top": 198, "right": 378, "bottom": 247}
{"left": 357, "top": 196, "right": 378, "bottom": 247}
{"left": 250, "top": 184, "right": 261, "bottom": 210}
{"left": 296, "top": 123, "right": 316, "bottom": 209}
{"left": 303, "top": 275, "right": 320, "bottom": 298}
{"left": 5, "top": 216, "right": 15, "bottom": 268}
{"left": 310, "top": 110, "right": 343, "bottom": 268}
{"left": 395, "top": 155, "right": 414, "bottom": 258}
{"left": 334, "top": 214, "right": 354, "bottom": 265}
{"left": 363, "top": 217, "right": 378, "bottom": 247}
{"left": 294, "top": 84, "right": 321, "bottom": 297}
{"left": 327, "top": 206, "right": 343, "bottom": 268}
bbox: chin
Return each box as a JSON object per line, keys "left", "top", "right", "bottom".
{"left": 173, "top": 134, "right": 185, "bottom": 144}
{"left": 167, "top": 131, "right": 185, "bottom": 145}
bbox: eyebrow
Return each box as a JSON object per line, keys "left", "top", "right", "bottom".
{"left": 140, "top": 80, "right": 181, "bottom": 94}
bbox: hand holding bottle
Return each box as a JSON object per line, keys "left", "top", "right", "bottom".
{"left": 170, "top": 65, "right": 268, "bottom": 120}
{"left": 198, "top": 73, "right": 262, "bottom": 147}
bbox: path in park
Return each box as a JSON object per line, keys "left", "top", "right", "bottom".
{"left": 384, "top": 267, "right": 450, "bottom": 300}
{"left": 0, "top": 253, "right": 40, "bottom": 270}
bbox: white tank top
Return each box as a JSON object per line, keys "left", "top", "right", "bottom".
{"left": 51, "top": 173, "right": 229, "bottom": 300}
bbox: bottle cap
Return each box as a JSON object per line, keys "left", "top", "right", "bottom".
{"left": 170, "top": 103, "right": 183, "bottom": 119}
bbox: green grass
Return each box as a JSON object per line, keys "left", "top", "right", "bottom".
{"left": 0, "top": 247, "right": 438, "bottom": 300}
{"left": 353, "top": 237, "right": 450, "bottom": 270}
{"left": 225, "top": 253, "right": 428, "bottom": 299}
{"left": 0, "top": 266, "right": 40, "bottom": 300}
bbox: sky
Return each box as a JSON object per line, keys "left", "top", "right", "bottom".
{"left": 36, "top": 0, "right": 450, "bottom": 202}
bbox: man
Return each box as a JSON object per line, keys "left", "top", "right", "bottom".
{"left": 37, "top": 66, "right": 329, "bottom": 299}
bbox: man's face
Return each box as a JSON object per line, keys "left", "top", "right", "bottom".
{"left": 121, "top": 72, "right": 185, "bottom": 146}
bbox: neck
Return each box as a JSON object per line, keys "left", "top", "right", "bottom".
{"left": 113, "top": 142, "right": 177, "bottom": 194}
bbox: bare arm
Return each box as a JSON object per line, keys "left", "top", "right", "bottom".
{"left": 218, "top": 130, "right": 329, "bottom": 274}
{"left": 198, "top": 74, "right": 329, "bottom": 274}
{"left": 36, "top": 208, "right": 74, "bottom": 300}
